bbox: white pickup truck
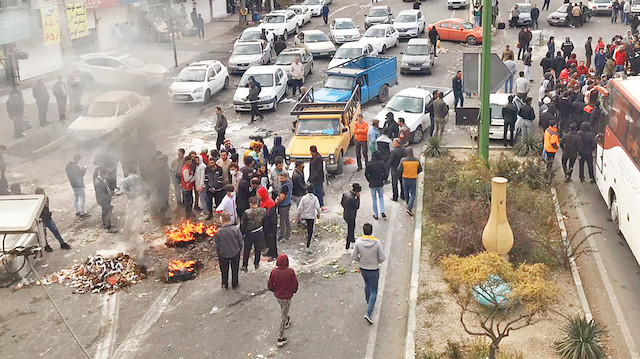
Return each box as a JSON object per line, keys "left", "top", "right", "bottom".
{"left": 374, "top": 85, "right": 454, "bottom": 143}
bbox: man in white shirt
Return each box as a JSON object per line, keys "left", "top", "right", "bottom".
{"left": 216, "top": 185, "right": 238, "bottom": 224}
{"left": 194, "top": 155, "right": 208, "bottom": 216}
{"left": 289, "top": 57, "right": 305, "bottom": 96}
{"left": 514, "top": 71, "right": 530, "bottom": 101}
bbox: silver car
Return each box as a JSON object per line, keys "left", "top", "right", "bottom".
{"left": 400, "top": 38, "right": 434, "bottom": 75}
{"left": 228, "top": 40, "right": 272, "bottom": 74}
{"left": 275, "top": 48, "right": 314, "bottom": 81}
{"left": 365, "top": 6, "right": 393, "bottom": 29}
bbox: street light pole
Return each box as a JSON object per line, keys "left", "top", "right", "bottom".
{"left": 165, "top": 18, "right": 178, "bottom": 68}
{"left": 478, "top": 0, "right": 493, "bottom": 162}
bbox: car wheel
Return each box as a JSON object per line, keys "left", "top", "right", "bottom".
{"left": 378, "top": 84, "right": 389, "bottom": 103}
{"left": 309, "top": 63, "right": 313, "bottom": 74}
{"left": 204, "top": 89, "right": 211, "bottom": 104}
{"left": 426, "top": 67, "right": 432, "bottom": 75}
{"left": 381, "top": 45, "right": 387, "bottom": 54}
{"left": 448, "top": 5, "right": 452, "bottom": 9}
{"left": 295, "top": 25, "right": 299, "bottom": 34}
{"left": 466, "top": 36, "right": 478, "bottom": 45}
{"left": 224, "top": 76, "right": 230, "bottom": 89}
{"left": 284, "top": 31, "right": 288, "bottom": 40}
{"left": 400, "top": 70, "right": 405, "bottom": 75}
{"left": 411, "top": 125, "right": 424, "bottom": 143}
{"left": 272, "top": 97, "right": 278, "bottom": 111}
{"left": 335, "top": 152, "right": 344, "bottom": 174}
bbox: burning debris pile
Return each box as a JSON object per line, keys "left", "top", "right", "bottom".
{"left": 165, "top": 220, "right": 217, "bottom": 247}
{"left": 47, "top": 254, "right": 147, "bottom": 294}
{"left": 166, "top": 259, "right": 202, "bottom": 283}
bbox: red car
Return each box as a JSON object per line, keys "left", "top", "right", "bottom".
{"left": 428, "top": 18, "right": 483, "bottom": 45}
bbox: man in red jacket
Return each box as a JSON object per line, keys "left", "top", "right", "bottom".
{"left": 180, "top": 157, "right": 195, "bottom": 219}
{"left": 268, "top": 254, "right": 298, "bottom": 347}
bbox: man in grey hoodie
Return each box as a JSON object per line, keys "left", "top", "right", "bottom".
{"left": 214, "top": 212, "right": 244, "bottom": 289}
{"left": 351, "top": 223, "right": 386, "bottom": 324}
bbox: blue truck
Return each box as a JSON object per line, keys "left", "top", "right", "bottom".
{"left": 313, "top": 55, "right": 398, "bottom": 104}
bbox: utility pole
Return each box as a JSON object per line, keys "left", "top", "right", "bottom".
{"left": 478, "top": 0, "right": 492, "bottom": 162}
{"left": 165, "top": 18, "right": 178, "bottom": 68}
{"left": 58, "top": 0, "right": 75, "bottom": 75}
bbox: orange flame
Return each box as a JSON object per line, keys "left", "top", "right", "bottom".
{"left": 167, "top": 259, "right": 199, "bottom": 277}
{"left": 165, "top": 220, "right": 217, "bottom": 246}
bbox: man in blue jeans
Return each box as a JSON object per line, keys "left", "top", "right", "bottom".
{"left": 65, "top": 154, "right": 89, "bottom": 218}
{"left": 351, "top": 223, "right": 386, "bottom": 324}
{"left": 35, "top": 188, "right": 71, "bottom": 251}
{"left": 452, "top": 71, "right": 464, "bottom": 108}
{"left": 398, "top": 148, "right": 422, "bottom": 217}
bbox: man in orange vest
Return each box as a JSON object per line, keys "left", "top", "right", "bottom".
{"left": 354, "top": 114, "right": 369, "bottom": 171}
{"left": 543, "top": 119, "right": 560, "bottom": 171}
{"left": 181, "top": 156, "right": 196, "bottom": 219}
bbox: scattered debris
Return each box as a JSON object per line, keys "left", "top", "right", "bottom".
{"left": 165, "top": 259, "right": 201, "bottom": 283}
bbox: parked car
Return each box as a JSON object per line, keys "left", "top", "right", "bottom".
{"left": 365, "top": 6, "right": 393, "bottom": 29}
{"left": 588, "top": 0, "right": 613, "bottom": 15}
{"left": 400, "top": 38, "right": 434, "bottom": 75}
{"left": 232, "top": 66, "right": 288, "bottom": 112}
{"left": 393, "top": 9, "right": 425, "bottom": 39}
{"left": 67, "top": 91, "right": 151, "bottom": 139}
{"left": 547, "top": 4, "right": 592, "bottom": 26}
{"left": 448, "top": 0, "right": 469, "bottom": 9}
{"left": 236, "top": 27, "right": 274, "bottom": 46}
{"left": 329, "top": 18, "right": 361, "bottom": 44}
{"left": 228, "top": 40, "right": 272, "bottom": 74}
{"left": 275, "top": 48, "right": 314, "bottom": 81}
{"left": 294, "top": 30, "right": 336, "bottom": 57}
{"left": 168, "top": 61, "right": 229, "bottom": 103}
{"left": 75, "top": 52, "right": 168, "bottom": 88}
{"left": 427, "top": 18, "right": 483, "bottom": 45}
{"left": 303, "top": 0, "right": 326, "bottom": 16}
{"left": 289, "top": 5, "right": 312, "bottom": 27}
{"left": 358, "top": 24, "right": 399, "bottom": 54}
{"left": 258, "top": 10, "right": 299, "bottom": 40}
{"left": 328, "top": 42, "right": 376, "bottom": 69}
{"left": 515, "top": 3, "right": 533, "bottom": 27}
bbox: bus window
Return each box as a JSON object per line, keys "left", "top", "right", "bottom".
{"left": 628, "top": 113, "right": 640, "bottom": 166}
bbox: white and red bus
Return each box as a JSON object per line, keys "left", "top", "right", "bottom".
{"left": 595, "top": 77, "right": 640, "bottom": 262}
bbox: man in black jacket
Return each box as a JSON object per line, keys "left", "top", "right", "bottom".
{"left": 365, "top": 152, "right": 387, "bottom": 220}
{"left": 388, "top": 138, "right": 405, "bottom": 201}
{"left": 94, "top": 167, "right": 117, "bottom": 233}
{"left": 341, "top": 183, "right": 361, "bottom": 251}
{"left": 308, "top": 145, "right": 326, "bottom": 210}
{"left": 205, "top": 160, "right": 224, "bottom": 218}
{"left": 561, "top": 37, "right": 574, "bottom": 60}
{"left": 517, "top": 97, "right": 535, "bottom": 135}
{"left": 502, "top": 95, "right": 518, "bottom": 146}
{"left": 578, "top": 122, "right": 597, "bottom": 183}
{"left": 383, "top": 112, "right": 399, "bottom": 139}
{"left": 65, "top": 154, "right": 88, "bottom": 218}
{"left": 236, "top": 157, "right": 256, "bottom": 218}
{"left": 561, "top": 122, "right": 583, "bottom": 182}
{"left": 452, "top": 71, "right": 464, "bottom": 108}
{"left": 517, "top": 28, "right": 530, "bottom": 60}
{"left": 35, "top": 188, "right": 71, "bottom": 251}
{"left": 555, "top": 92, "right": 573, "bottom": 134}
{"left": 571, "top": 97, "right": 586, "bottom": 125}
{"left": 32, "top": 79, "right": 50, "bottom": 126}
{"left": 291, "top": 160, "right": 306, "bottom": 208}
{"left": 428, "top": 26, "right": 439, "bottom": 57}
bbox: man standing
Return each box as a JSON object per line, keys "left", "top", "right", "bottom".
{"left": 289, "top": 57, "right": 305, "bottom": 96}
{"left": 65, "top": 154, "right": 88, "bottom": 218}
{"left": 351, "top": 223, "right": 386, "bottom": 324}
{"left": 341, "top": 183, "right": 361, "bottom": 251}
{"left": 368, "top": 119, "right": 381, "bottom": 157}
{"left": 297, "top": 184, "right": 321, "bottom": 252}
{"left": 205, "top": 160, "right": 224, "bottom": 215}
{"left": 585, "top": 37, "right": 593, "bottom": 69}
{"left": 268, "top": 254, "right": 298, "bottom": 347}
{"left": 170, "top": 148, "right": 185, "bottom": 207}
{"left": 309, "top": 145, "right": 326, "bottom": 211}
{"left": 181, "top": 156, "right": 196, "bottom": 219}
{"left": 624, "top": 0, "right": 631, "bottom": 24}
{"left": 365, "top": 152, "right": 386, "bottom": 220}
{"left": 94, "top": 167, "right": 117, "bottom": 233}
{"left": 502, "top": 95, "right": 518, "bottom": 146}
{"left": 561, "top": 37, "right": 574, "bottom": 60}
{"left": 32, "top": 79, "right": 50, "bottom": 127}
{"left": 578, "top": 122, "right": 597, "bottom": 183}
{"left": 121, "top": 172, "right": 145, "bottom": 235}
{"left": 196, "top": 14, "right": 205, "bottom": 38}
{"left": 397, "top": 118, "right": 411, "bottom": 146}
{"left": 388, "top": 139, "right": 405, "bottom": 202}
{"left": 322, "top": 3, "right": 329, "bottom": 24}
{"left": 501, "top": 45, "right": 515, "bottom": 61}
{"left": 354, "top": 114, "right": 369, "bottom": 171}
{"left": 612, "top": 0, "right": 621, "bottom": 22}
{"left": 515, "top": 71, "right": 530, "bottom": 101}
{"left": 561, "top": 122, "right": 583, "bottom": 183}
{"left": 452, "top": 71, "right": 463, "bottom": 108}
{"left": 543, "top": 119, "right": 560, "bottom": 171}
{"left": 531, "top": 4, "right": 540, "bottom": 28}
{"left": 35, "top": 188, "right": 71, "bottom": 251}
{"left": 504, "top": 55, "right": 517, "bottom": 93}
{"left": 517, "top": 28, "right": 529, "bottom": 60}
{"left": 509, "top": 4, "right": 520, "bottom": 28}
{"left": 274, "top": 36, "right": 287, "bottom": 55}
{"left": 517, "top": 97, "right": 535, "bottom": 135}
{"left": 399, "top": 148, "right": 421, "bottom": 217}
{"left": 275, "top": 171, "right": 293, "bottom": 242}
{"left": 240, "top": 197, "right": 266, "bottom": 271}
{"left": 383, "top": 112, "right": 399, "bottom": 139}
{"left": 6, "top": 88, "right": 26, "bottom": 139}
{"left": 246, "top": 81, "right": 263, "bottom": 123}
{"left": 428, "top": 25, "right": 439, "bottom": 57}
{"left": 214, "top": 212, "right": 243, "bottom": 290}
{"left": 433, "top": 92, "right": 449, "bottom": 138}
{"left": 52, "top": 76, "right": 67, "bottom": 121}
{"left": 214, "top": 107, "right": 227, "bottom": 151}
{"left": 216, "top": 149, "right": 231, "bottom": 185}
{"left": 217, "top": 184, "right": 238, "bottom": 224}
{"left": 523, "top": 47, "right": 533, "bottom": 81}
{"left": 270, "top": 156, "right": 285, "bottom": 201}
{"left": 291, "top": 160, "right": 306, "bottom": 208}
{"left": 194, "top": 155, "right": 208, "bottom": 217}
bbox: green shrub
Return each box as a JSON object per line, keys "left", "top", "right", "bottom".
{"left": 425, "top": 136, "right": 450, "bottom": 158}
{"left": 555, "top": 316, "right": 607, "bottom": 359}
{"left": 514, "top": 131, "right": 543, "bottom": 157}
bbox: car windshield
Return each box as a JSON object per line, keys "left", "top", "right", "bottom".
{"left": 263, "top": 15, "right": 284, "bottom": 23}
{"left": 324, "top": 75, "right": 353, "bottom": 89}
{"left": 460, "top": 21, "right": 474, "bottom": 29}
{"left": 335, "top": 20, "right": 356, "bottom": 29}
{"left": 120, "top": 56, "right": 145, "bottom": 68}
{"left": 239, "top": 73, "right": 274, "bottom": 87}
{"left": 291, "top": 7, "right": 302, "bottom": 14}
{"left": 404, "top": 44, "right": 429, "bottom": 55}
{"left": 83, "top": 101, "right": 117, "bottom": 117}
{"left": 518, "top": 4, "right": 531, "bottom": 12}
{"left": 385, "top": 95, "right": 423, "bottom": 113}
{"left": 239, "top": 30, "right": 261, "bottom": 41}
{"left": 296, "top": 118, "right": 341, "bottom": 135}
{"left": 334, "top": 47, "right": 362, "bottom": 59}
{"left": 305, "top": 33, "right": 330, "bottom": 42}
{"left": 176, "top": 68, "right": 206, "bottom": 82}
{"left": 364, "top": 27, "right": 385, "bottom": 37}
{"left": 234, "top": 43, "right": 262, "bottom": 55}
{"left": 396, "top": 14, "right": 416, "bottom": 22}
{"left": 303, "top": 0, "right": 321, "bottom": 5}
{"left": 276, "top": 53, "right": 302, "bottom": 65}
{"left": 369, "top": 8, "right": 389, "bottom": 17}
{"left": 490, "top": 105, "right": 504, "bottom": 119}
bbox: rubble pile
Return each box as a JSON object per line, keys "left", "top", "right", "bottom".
{"left": 47, "top": 253, "right": 147, "bottom": 294}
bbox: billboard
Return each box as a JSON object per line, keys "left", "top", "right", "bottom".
{"left": 66, "top": 1, "right": 89, "bottom": 39}
{"left": 40, "top": 6, "right": 61, "bottom": 46}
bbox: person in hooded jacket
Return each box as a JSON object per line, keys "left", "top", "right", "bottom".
{"left": 214, "top": 212, "right": 244, "bottom": 289}
{"left": 296, "top": 183, "right": 321, "bottom": 252}
{"left": 268, "top": 254, "right": 299, "bottom": 347}
{"left": 578, "top": 122, "right": 597, "bottom": 183}
{"left": 383, "top": 112, "right": 399, "bottom": 139}
{"left": 365, "top": 152, "right": 387, "bottom": 220}
{"left": 375, "top": 128, "right": 392, "bottom": 181}
{"left": 341, "top": 183, "right": 361, "bottom": 251}
{"left": 270, "top": 136, "right": 286, "bottom": 165}
{"left": 561, "top": 122, "right": 583, "bottom": 182}
{"left": 257, "top": 182, "right": 278, "bottom": 260}
{"left": 236, "top": 156, "right": 256, "bottom": 217}
{"left": 351, "top": 223, "right": 386, "bottom": 324}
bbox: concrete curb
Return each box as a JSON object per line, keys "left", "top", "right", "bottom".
{"left": 550, "top": 187, "right": 593, "bottom": 321}
{"left": 404, "top": 151, "right": 426, "bottom": 359}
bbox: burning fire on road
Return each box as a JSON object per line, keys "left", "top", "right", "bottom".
{"left": 165, "top": 220, "right": 217, "bottom": 247}
{"left": 166, "top": 259, "right": 201, "bottom": 283}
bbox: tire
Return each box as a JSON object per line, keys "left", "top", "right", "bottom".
{"left": 335, "top": 152, "right": 344, "bottom": 175}
{"left": 381, "top": 45, "right": 387, "bottom": 54}
{"left": 448, "top": 5, "right": 452, "bottom": 10}
{"left": 466, "top": 36, "right": 478, "bottom": 45}
{"left": 204, "top": 89, "right": 211, "bottom": 104}
{"left": 283, "top": 31, "right": 288, "bottom": 40}
{"left": 610, "top": 192, "right": 620, "bottom": 228}
{"left": 309, "top": 63, "right": 313, "bottom": 74}
{"left": 426, "top": 67, "right": 432, "bottom": 75}
{"left": 295, "top": 25, "right": 299, "bottom": 34}
{"left": 400, "top": 70, "right": 405, "bottom": 75}
{"left": 223, "top": 76, "right": 230, "bottom": 89}
{"left": 378, "top": 84, "right": 389, "bottom": 102}
{"left": 411, "top": 125, "right": 424, "bottom": 143}
{"left": 272, "top": 96, "right": 278, "bottom": 111}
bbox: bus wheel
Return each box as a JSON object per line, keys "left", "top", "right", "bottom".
{"left": 610, "top": 192, "right": 620, "bottom": 230}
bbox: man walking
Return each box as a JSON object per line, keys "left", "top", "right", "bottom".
{"left": 309, "top": 146, "right": 327, "bottom": 211}
{"left": 365, "top": 152, "right": 386, "bottom": 220}
{"left": 94, "top": 167, "right": 117, "bottom": 233}
{"left": 516, "top": 97, "right": 535, "bottom": 135}
{"left": 240, "top": 197, "right": 266, "bottom": 271}
{"left": 275, "top": 171, "right": 293, "bottom": 242}
{"left": 428, "top": 25, "right": 439, "bottom": 57}
{"left": 585, "top": 37, "right": 593, "bottom": 69}
{"left": 215, "top": 107, "right": 227, "bottom": 151}
{"left": 452, "top": 71, "right": 464, "bottom": 108}
{"left": 354, "top": 114, "right": 369, "bottom": 171}
{"left": 531, "top": 4, "right": 540, "bottom": 28}
{"left": 351, "top": 223, "right": 386, "bottom": 324}
{"left": 32, "top": 79, "right": 50, "bottom": 127}
{"left": 578, "top": 122, "right": 597, "bottom": 183}
{"left": 268, "top": 254, "right": 298, "bottom": 347}
{"left": 52, "top": 76, "right": 67, "bottom": 121}
{"left": 433, "top": 92, "right": 449, "bottom": 138}
{"left": 543, "top": 119, "right": 560, "bottom": 171}
{"left": 214, "top": 212, "right": 243, "bottom": 289}
{"left": 542, "top": 0, "right": 550, "bottom": 11}
{"left": 561, "top": 122, "right": 583, "bottom": 183}
{"left": 35, "top": 188, "right": 71, "bottom": 251}
{"left": 523, "top": 47, "right": 533, "bottom": 81}
{"left": 341, "top": 183, "right": 361, "bottom": 251}
{"left": 517, "top": 28, "right": 529, "bottom": 60}
{"left": 398, "top": 148, "right": 422, "bottom": 217}
{"left": 296, "top": 183, "right": 321, "bottom": 252}
{"left": 388, "top": 138, "right": 405, "bottom": 202}
{"left": 65, "top": 154, "right": 88, "bottom": 218}
{"left": 289, "top": 57, "right": 305, "bottom": 96}
{"left": 322, "top": 3, "right": 329, "bottom": 24}
{"left": 515, "top": 71, "right": 530, "bottom": 101}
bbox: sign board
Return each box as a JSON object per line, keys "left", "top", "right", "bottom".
{"left": 40, "top": 6, "right": 61, "bottom": 46}
{"left": 462, "top": 53, "right": 513, "bottom": 94}
{"left": 0, "top": 8, "right": 31, "bottom": 45}
{"left": 66, "top": 1, "right": 89, "bottom": 39}
{"left": 455, "top": 107, "right": 480, "bottom": 126}
{"left": 86, "top": 0, "right": 120, "bottom": 10}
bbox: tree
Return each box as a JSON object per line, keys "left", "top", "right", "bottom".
{"left": 440, "top": 252, "right": 559, "bottom": 359}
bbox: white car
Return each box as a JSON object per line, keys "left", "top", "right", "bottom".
{"left": 294, "top": 30, "right": 336, "bottom": 57}
{"left": 236, "top": 27, "right": 275, "bottom": 46}
{"left": 232, "top": 66, "right": 289, "bottom": 112}
{"left": 358, "top": 24, "right": 399, "bottom": 54}
{"left": 67, "top": 91, "right": 151, "bottom": 139}
{"left": 228, "top": 40, "right": 272, "bottom": 74}
{"left": 275, "top": 48, "right": 314, "bottom": 81}
{"left": 393, "top": 10, "right": 425, "bottom": 39}
{"left": 303, "top": 0, "right": 325, "bottom": 16}
{"left": 75, "top": 52, "right": 168, "bottom": 88}
{"left": 289, "top": 5, "right": 312, "bottom": 27}
{"left": 329, "top": 18, "right": 361, "bottom": 44}
{"left": 588, "top": 0, "right": 613, "bottom": 15}
{"left": 374, "top": 87, "right": 435, "bottom": 144}
{"left": 328, "top": 42, "right": 376, "bottom": 69}
{"left": 168, "top": 61, "right": 230, "bottom": 103}
{"left": 448, "top": 0, "right": 469, "bottom": 9}
{"left": 258, "top": 10, "right": 299, "bottom": 40}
